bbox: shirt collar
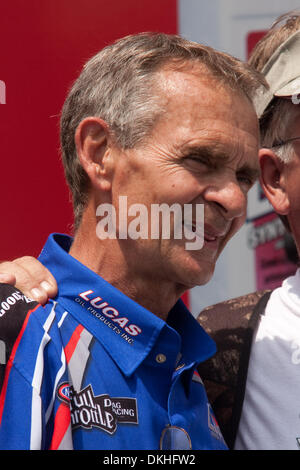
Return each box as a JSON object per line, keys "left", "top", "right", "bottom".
{"left": 39, "top": 233, "right": 216, "bottom": 376}
{"left": 167, "top": 299, "right": 216, "bottom": 365}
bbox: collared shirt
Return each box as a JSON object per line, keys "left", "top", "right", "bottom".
{"left": 0, "top": 233, "right": 227, "bottom": 450}
{"left": 235, "top": 269, "right": 300, "bottom": 450}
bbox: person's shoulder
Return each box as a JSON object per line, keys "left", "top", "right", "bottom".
{"left": 196, "top": 290, "right": 272, "bottom": 389}
{"left": 197, "top": 290, "right": 271, "bottom": 334}
{"left": 196, "top": 290, "right": 272, "bottom": 448}
{"left": 0, "top": 283, "right": 38, "bottom": 329}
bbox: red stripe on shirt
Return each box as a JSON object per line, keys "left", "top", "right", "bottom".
{"left": 64, "top": 324, "right": 84, "bottom": 363}
{"left": 0, "top": 303, "right": 41, "bottom": 425}
{"left": 50, "top": 324, "right": 84, "bottom": 449}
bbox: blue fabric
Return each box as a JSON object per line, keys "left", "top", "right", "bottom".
{"left": 0, "top": 233, "right": 227, "bottom": 450}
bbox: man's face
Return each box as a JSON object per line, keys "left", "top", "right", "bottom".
{"left": 110, "top": 66, "right": 260, "bottom": 290}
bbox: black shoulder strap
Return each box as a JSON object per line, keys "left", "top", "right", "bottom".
{"left": 0, "top": 284, "right": 38, "bottom": 390}
{"left": 227, "top": 290, "right": 271, "bottom": 448}
{"left": 197, "top": 290, "right": 272, "bottom": 449}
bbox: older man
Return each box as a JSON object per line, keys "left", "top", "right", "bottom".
{"left": 197, "top": 12, "right": 300, "bottom": 450}
{"left": 0, "top": 33, "right": 262, "bottom": 450}
{"left": 235, "top": 12, "right": 300, "bottom": 451}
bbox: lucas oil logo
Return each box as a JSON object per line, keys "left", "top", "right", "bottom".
{"left": 57, "top": 382, "right": 138, "bottom": 435}
{"left": 75, "top": 290, "right": 142, "bottom": 344}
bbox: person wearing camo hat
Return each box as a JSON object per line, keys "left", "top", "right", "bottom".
{"left": 197, "top": 12, "right": 300, "bottom": 451}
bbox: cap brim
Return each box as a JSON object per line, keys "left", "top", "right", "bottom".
{"left": 253, "top": 30, "right": 300, "bottom": 117}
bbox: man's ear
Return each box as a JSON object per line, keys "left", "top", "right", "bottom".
{"left": 75, "top": 117, "right": 114, "bottom": 192}
{"left": 259, "top": 148, "right": 290, "bottom": 215}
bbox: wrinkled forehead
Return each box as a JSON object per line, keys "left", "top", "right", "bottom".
{"left": 155, "top": 62, "right": 226, "bottom": 103}
{"left": 154, "top": 66, "right": 259, "bottom": 140}
{"left": 141, "top": 67, "right": 260, "bottom": 178}
{"left": 155, "top": 64, "right": 257, "bottom": 119}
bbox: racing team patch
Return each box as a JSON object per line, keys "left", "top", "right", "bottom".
{"left": 57, "top": 383, "right": 138, "bottom": 435}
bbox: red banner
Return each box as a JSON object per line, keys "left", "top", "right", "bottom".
{"left": 0, "top": 0, "right": 177, "bottom": 259}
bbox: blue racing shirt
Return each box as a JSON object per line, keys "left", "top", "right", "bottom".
{"left": 0, "top": 233, "right": 227, "bottom": 450}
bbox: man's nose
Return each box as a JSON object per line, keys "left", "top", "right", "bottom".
{"left": 204, "top": 181, "right": 247, "bottom": 220}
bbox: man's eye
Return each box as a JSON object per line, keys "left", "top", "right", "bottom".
{"left": 184, "top": 155, "right": 214, "bottom": 168}
{"left": 237, "top": 173, "right": 254, "bottom": 187}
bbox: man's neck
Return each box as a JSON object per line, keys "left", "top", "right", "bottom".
{"left": 69, "top": 213, "right": 184, "bottom": 321}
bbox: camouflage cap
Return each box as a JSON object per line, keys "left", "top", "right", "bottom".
{"left": 254, "top": 29, "right": 300, "bottom": 117}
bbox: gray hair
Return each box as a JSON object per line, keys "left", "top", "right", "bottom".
{"left": 60, "top": 32, "right": 265, "bottom": 229}
{"left": 259, "top": 98, "right": 299, "bottom": 162}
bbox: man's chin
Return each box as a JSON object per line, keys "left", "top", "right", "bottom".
{"left": 174, "top": 259, "right": 216, "bottom": 291}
